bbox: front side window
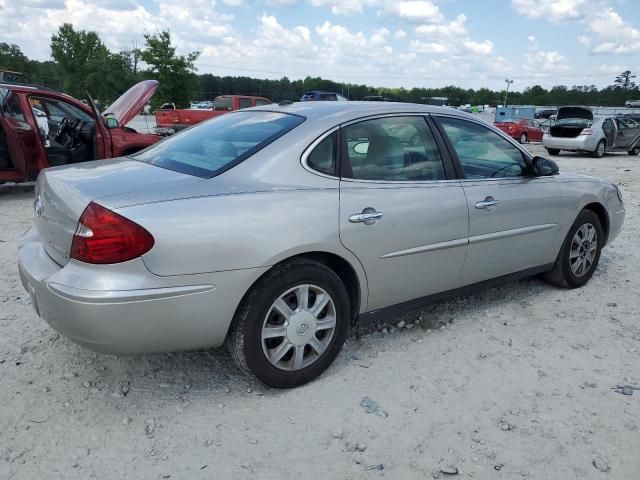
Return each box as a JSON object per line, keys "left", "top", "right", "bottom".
{"left": 342, "top": 116, "right": 446, "bottom": 181}
{"left": 135, "top": 111, "right": 304, "bottom": 178}
{"left": 4, "top": 93, "right": 26, "bottom": 122}
{"left": 438, "top": 117, "right": 527, "bottom": 179}
{"left": 306, "top": 132, "right": 336, "bottom": 176}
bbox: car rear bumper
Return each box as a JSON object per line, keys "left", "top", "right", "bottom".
{"left": 18, "top": 227, "right": 266, "bottom": 354}
{"left": 542, "top": 135, "right": 598, "bottom": 152}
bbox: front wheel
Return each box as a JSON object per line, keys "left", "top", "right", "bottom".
{"left": 519, "top": 132, "right": 528, "bottom": 144}
{"left": 593, "top": 140, "right": 606, "bottom": 158}
{"left": 544, "top": 209, "right": 603, "bottom": 288}
{"left": 227, "top": 259, "right": 350, "bottom": 388}
{"left": 628, "top": 146, "right": 640, "bottom": 156}
{"left": 546, "top": 148, "right": 560, "bottom": 155}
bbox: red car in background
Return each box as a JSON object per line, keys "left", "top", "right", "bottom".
{"left": 494, "top": 118, "right": 543, "bottom": 144}
{"left": 0, "top": 80, "right": 161, "bottom": 184}
{"left": 155, "top": 95, "right": 272, "bottom": 134}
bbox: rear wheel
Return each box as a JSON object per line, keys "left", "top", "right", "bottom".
{"left": 544, "top": 209, "right": 603, "bottom": 288}
{"left": 519, "top": 132, "right": 527, "bottom": 144}
{"left": 546, "top": 148, "right": 560, "bottom": 155}
{"left": 593, "top": 140, "right": 606, "bottom": 158}
{"left": 227, "top": 259, "right": 350, "bottom": 388}
{"left": 628, "top": 146, "right": 640, "bottom": 156}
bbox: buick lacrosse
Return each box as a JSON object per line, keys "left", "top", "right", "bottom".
{"left": 18, "top": 102, "right": 625, "bottom": 387}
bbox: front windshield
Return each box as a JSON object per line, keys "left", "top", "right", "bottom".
{"left": 134, "top": 111, "right": 305, "bottom": 178}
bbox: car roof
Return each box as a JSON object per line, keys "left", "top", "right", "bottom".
{"left": 252, "top": 101, "right": 474, "bottom": 125}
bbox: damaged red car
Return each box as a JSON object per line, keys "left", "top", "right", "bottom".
{"left": 0, "top": 80, "right": 161, "bottom": 184}
{"left": 494, "top": 118, "right": 543, "bottom": 144}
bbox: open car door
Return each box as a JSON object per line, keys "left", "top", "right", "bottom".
{"left": 0, "top": 91, "right": 41, "bottom": 182}
{"left": 85, "top": 90, "right": 110, "bottom": 159}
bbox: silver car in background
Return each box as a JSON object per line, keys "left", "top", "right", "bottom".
{"left": 543, "top": 106, "right": 640, "bottom": 157}
{"left": 18, "top": 102, "right": 625, "bottom": 388}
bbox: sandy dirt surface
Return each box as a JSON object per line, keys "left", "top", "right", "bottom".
{"left": 1, "top": 143, "right": 639, "bottom": 479}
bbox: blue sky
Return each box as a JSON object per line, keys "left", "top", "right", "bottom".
{"left": 2, "top": 0, "right": 639, "bottom": 91}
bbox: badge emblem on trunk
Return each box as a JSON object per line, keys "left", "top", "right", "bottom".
{"left": 34, "top": 195, "right": 44, "bottom": 217}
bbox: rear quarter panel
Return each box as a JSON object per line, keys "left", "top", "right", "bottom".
{"left": 118, "top": 187, "right": 369, "bottom": 310}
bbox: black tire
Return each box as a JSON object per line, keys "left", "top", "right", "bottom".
{"left": 544, "top": 209, "right": 603, "bottom": 288}
{"left": 628, "top": 145, "right": 640, "bottom": 156}
{"left": 546, "top": 148, "right": 560, "bottom": 155}
{"left": 519, "top": 132, "right": 527, "bottom": 144}
{"left": 227, "top": 259, "right": 350, "bottom": 388}
{"left": 593, "top": 140, "right": 606, "bottom": 158}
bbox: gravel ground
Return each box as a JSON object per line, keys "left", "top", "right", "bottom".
{"left": 1, "top": 143, "right": 639, "bottom": 479}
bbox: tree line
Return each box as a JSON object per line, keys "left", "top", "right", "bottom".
{"left": 1, "top": 25, "right": 638, "bottom": 109}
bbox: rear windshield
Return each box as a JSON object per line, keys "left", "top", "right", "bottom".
{"left": 213, "top": 96, "right": 232, "bottom": 110}
{"left": 554, "top": 118, "right": 592, "bottom": 128}
{"left": 134, "top": 111, "right": 304, "bottom": 178}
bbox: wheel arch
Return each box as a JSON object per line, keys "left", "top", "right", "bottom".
{"left": 582, "top": 202, "right": 610, "bottom": 245}
{"left": 232, "top": 250, "right": 367, "bottom": 329}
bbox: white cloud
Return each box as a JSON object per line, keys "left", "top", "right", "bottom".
{"left": 309, "top": 0, "right": 377, "bottom": 15}
{"left": 586, "top": 8, "right": 640, "bottom": 54}
{"left": 511, "top": 0, "right": 589, "bottom": 23}
{"left": 415, "top": 14, "right": 467, "bottom": 38}
{"left": 221, "top": 0, "right": 243, "bottom": 5}
{"left": 525, "top": 50, "right": 569, "bottom": 73}
{"left": 394, "top": 29, "right": 407, "bottom": 39}
{"left": 265, "top": 0, "right": 297, "bottom": 5}
{"left": 464, "top": 40, "right": 494, "bottom": 56}
{"left": 385, "top": 1, "right": 444, "bottom": 24}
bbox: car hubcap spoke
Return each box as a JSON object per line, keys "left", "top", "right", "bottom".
{"left": 262, "top": 283, "right": 337, "bottom": 371}
{"left": 569, "top": 223, "right": 597, "bottom": 277}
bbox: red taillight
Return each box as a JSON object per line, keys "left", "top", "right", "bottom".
{"left": 70, "top": 202, "right": 154, "bottom": 264}
{"left": 580, "top": 128, "right": 593, "bottom": 135}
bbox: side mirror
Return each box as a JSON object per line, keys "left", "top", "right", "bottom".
{"left": 531, "top": 156, "right": 559, "bottom": 176}
{"left": 105, "top": 117, "right": 119, "bottom": 129}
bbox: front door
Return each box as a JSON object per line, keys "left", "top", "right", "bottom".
{"left": 338, "top": 115, "right": 469, "bottom": 311}
{"left": 0, "top": 90, "right": 41, "bottom": 182}
{"left": 434, "top": 115, "right": 563, "bottom": 286}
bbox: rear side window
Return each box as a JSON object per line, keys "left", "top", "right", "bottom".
{"left": 255, "top": 99, "right": 271, "bottom": 106}
{"left": 342, "top": 116, "right": 446, "bottom": 181}
{"left": 306, "top": 132, "right": 337, "bottom": 176}
{"left": 238, "top": 98, "right": 253, "bottom": 109}
{"left": 135, "top": 111, "right": 305, "bottom": 178}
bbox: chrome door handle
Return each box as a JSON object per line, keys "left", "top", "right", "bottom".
{"left": 349, "top": 208, "right": 383, "bottom": 225}
{"left": 475, "top": 197, "right": 498, "bottom": 209}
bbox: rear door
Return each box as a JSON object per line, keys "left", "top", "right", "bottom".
{"left": 615, "top": 119, "right": 640, "bottom": 149}
{"left": 338, "top": 115, "right": 469, "bottom": 311}
{"left": 434, "top": 115, "right": 563, "bottom": 285}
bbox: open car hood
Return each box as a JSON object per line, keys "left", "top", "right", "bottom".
{"left": 556, "top": 106, "right": 593, "bottom": 121}
{"left": 102, "top": 80, "right": 159, "bottom": 126}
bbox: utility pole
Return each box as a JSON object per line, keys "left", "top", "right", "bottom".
{"left": 504, "top": 79, "right": 514, "bottom": 107}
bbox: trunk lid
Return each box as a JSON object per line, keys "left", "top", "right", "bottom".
{"left": 34, "top": 158, "right": 202, "bottom": 266}
{"left": 102, "top": 80, "right": 159, "bottom": 126}
{"left": 550, "top": 108, "right": 594, "bottom": 138}
{"left": 556, "top": 106, "right": 593, "bottom": 121}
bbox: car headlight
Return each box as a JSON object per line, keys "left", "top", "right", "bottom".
{"left": 613, "top": 183, "right": 624, "bottom": 203}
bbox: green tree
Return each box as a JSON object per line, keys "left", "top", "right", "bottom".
{"left": 50, "top": 23, "right": 133, "bottom": 103}
{"left": 140, "top": 30, "right": 199, "bottom": 108}
{"left": 613, "top": 70, "right": 636, "bottom": 90}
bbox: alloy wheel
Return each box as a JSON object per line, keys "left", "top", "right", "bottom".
{"left": 569, "top": 223, "right": 597, "bottom": 277}
{"left": 261, "top": 284, "right": 336, "bottom": 371}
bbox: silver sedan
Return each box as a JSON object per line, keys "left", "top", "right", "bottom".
{"left": 18, "top": 102, "right": 625, "bottom": 388}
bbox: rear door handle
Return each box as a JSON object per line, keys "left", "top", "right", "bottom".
{"left": 349, "top": 208, "right": 383, "bottom": 225}
{"left": 475, "top": 197, "right": 498, "bottom": 209}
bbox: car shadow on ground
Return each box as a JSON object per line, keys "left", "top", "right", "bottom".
{"left": 51, "top": 273, "right": 569, "bottom": 401}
